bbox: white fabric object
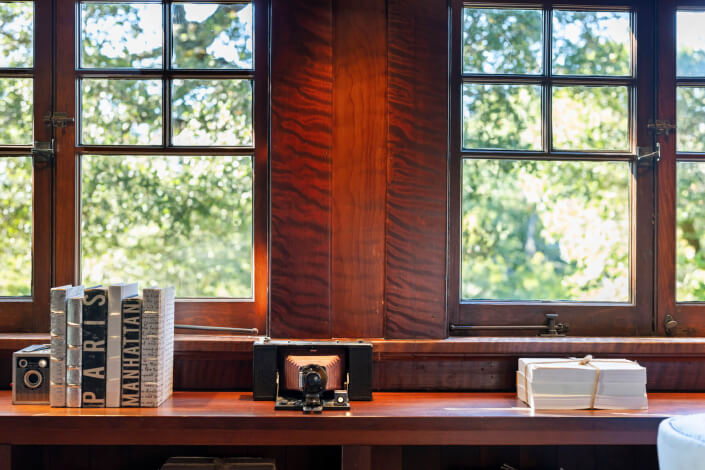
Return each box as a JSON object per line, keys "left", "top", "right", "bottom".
{"left": 658, "top": 414, "right": 705, "bottom": 470}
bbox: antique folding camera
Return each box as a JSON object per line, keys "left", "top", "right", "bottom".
{"left": 253, "top": 340, "right": 372, "bottom": 413}
{"left": 12, "top": 344, "right": 51, "bottom": 404}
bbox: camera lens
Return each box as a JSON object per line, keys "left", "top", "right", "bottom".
{"left": 306, "top": 372, "right": 322, "bottom": 387}
{"left": 23, "top": 370, "right": 43, "bottom": 389}
{"left": 18, "top": 359, "right": 28, "bottom": 368}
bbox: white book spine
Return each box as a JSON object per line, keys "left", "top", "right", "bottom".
{"left": 49, "top": 285, "right": 84, "bottom": 407}
{"left": 140, "top": 287, "right": 174, "bottom": 407}
{"left": 106, "top": 282, "right": 138, "bottom": 407}
{"left": 66, "top": 296, "right": 83, "bottom": 407}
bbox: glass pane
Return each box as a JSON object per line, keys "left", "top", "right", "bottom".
{"left": 0, "top": 78, "right": 33, "bottom": 145}
{"left": 462, "top": 83, "right": 541, "bottom": 150}
{"left": 677, "top": 162, "right": 705, "bottom": 301}
{"left": 0, "top": 157, "right": 32, "bottom": 296}
{"left": 552, "top": 10, "right": 631, "bottom": 76}
{"left": 677, "top": 11, "right": 705, "bottom": 77}
{"left": 81, "top": 79, "right": 162, "bottom": 145}
{"left": 81, "top": 155, "right": 253, "bottom": 298}
{"left": 462, "top": 8, "right": 542, "bottom": 75}
{"left": 677, "top": 86, "right": 705, "bottom": 153}
{"left": 0, "top": 2, "right": 33, "bottom": 68}
{"left": 172, "top": 3, "right": 253, "bottom": 69}
{"left": 172, "top": 79, "right": 253, "bottom": 146}
{"left": 80, "top": 3, "right": 162, "bottom": 69}
{"left": 461, "top": 159, "right": 630, "bottom": 301}
{"left": 552, "top": 86, "right": 629, "bottom": 151}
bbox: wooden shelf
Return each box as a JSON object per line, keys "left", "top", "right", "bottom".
{"left": 1, "top": 391, "right": 704, "bottom": 447}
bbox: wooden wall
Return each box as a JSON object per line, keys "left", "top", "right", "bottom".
{"left": 268, "top": 0, "right": 448, "bottom": 340}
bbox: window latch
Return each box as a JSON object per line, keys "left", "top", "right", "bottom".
{"left": 31, "top": 139, "right": 55, "bottom": 164}
{"left": 637, "top": 143, "right": 660, "bottom": 165}
{"left": 664, "top": 314, "right": 678, "bottom": 336}
{"left": 647, "top": 120, "right": 676, "bottom": 137}
{"left": 43, "top": 112, "right": 75, "bottom": 129}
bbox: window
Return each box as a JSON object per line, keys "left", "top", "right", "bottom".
{"left": 0, "top": 0, "right": 267, "bottom": 332}
{"left": 69, "top": 0, "right": 267, "bottom": 327}
{"left": 450, "top": 1, "right": 655, "bottom": 335}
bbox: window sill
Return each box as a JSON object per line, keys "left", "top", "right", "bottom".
{"left": 2, "top": 333, "right": 704, "bottom": 356}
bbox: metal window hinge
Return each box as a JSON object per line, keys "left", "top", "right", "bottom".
{"left": 647, "top": 120, "right": 676, "bottom": 137}
{"left": 664, "top": 314, "right": 679, "bottom": 336}
{"left": 637, "top": 142, "right": 661, "bottom": 165}
{"left": 43, "top": 112, "right": 74, "bottom": 128}
{"left": 31, "top": 139, "right": 55, "bottom": 164}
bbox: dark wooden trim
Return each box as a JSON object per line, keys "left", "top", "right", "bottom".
{"left": 385, "top": 0, "right": 449, "bottom": 339}
{"left": 655, "top": 0, "right": 678, "bottom": 336}
{"left": 331, "top": 0, "right": 387, "bottom": 338}
{"left": 0, "top": 445, "right": 9, "bottom": 470}
{"left": 269, "top": 0, "right": 334, "bottom": 338}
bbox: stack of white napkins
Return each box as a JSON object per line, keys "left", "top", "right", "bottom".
{"left": 517, "top": 356, "right": 648, "bottom": 410}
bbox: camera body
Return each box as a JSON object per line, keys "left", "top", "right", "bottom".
{"left": 12, "top": 344, "right": 51, "bottom": 404}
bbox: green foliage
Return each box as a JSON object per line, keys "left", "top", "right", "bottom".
{"left": 677, "top": 163, "right": 705, "bottom": 301}
{"left": 0, "top": 158, "right": 32, "bottom": 296}
{"left": 81, "top": 156, "right": 253, "bottom": 298}
{"left": 0, "top": 2, "right": 33, "bottom": 68}
{"left": 676, "top": 87, "right": 705, "bottom": 153}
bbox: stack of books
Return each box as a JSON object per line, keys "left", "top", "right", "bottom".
{"left": 49, "top": 283, "right": 175, "bottom": 408}
{"left": 517, "top": 356, "right": 648, "bottom": 410}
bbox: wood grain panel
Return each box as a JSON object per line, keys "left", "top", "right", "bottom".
{"left": 385, "top": 0, "right": 449, "bottom": 339}
{"left": 341, "top": 446, "right": 371, "bottom": 470}
{"left": 372, "top": 447, "right": 402, "bottom": 470}
{"left": 269, "top": 0, "right": 334, "bottom": 338}
{"left": 331, "top": 0, "right": 387, "bottom": 339}
{"left": 0, "top": 445, "right": 9, "bottom": 470}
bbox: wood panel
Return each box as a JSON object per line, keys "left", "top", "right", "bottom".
{"left": 269, "top": 0, "right": 334, "bottom": 338}
{"left": 385, "top": 0, "right": 449, "bottom": 339}
{"left": 341, "top": 446, "right": 371, "bottom": 470}
{"left": 331, "top": 0, "right": 387, "bottom": 339}
{"left": 371, "top": 447, "right": 402, "bottom": 470}
{"left": 0, "top": 445, "right": 9, "bottom": 470}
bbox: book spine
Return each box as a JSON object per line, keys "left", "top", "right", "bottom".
{"left": 82, "top": 288, "right": 108, "bottom": 407}
{"left": 49, "top": 288, "right": 68, "bottom": 407}
{"left": 140, "top": 289, "right": 161, "bottom": 407}
{"left": 66, "top": 296, "right": 83, "bottom": 407}
{"left": 160, "top": 287, "right": 175, "bottom": 406}
{"left": 107, "top": 283, "right": 137, "bottom": 407}
{"left": 121, "top": 297, "right": 142, "bottom": 407}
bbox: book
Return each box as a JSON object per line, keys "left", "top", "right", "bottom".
{"left": 66, "top": 295, "right": 83, "bottom": 407}
{"left": 49, "top": 284, "right": 85, "bottom": 407}
{"left": 82, "top": 286, "right": 109, "bottom": 407}
{"left": 121, "top": 296, "right": 143, "bottom": 407}
{"left": 106, "top": 282, "right": 139, "bottom": 407}
{"left": 517, "top": 357, "right": 648, "bottom": 410}
{"left": 140, "top": 286, "right": 175, "bottom": 407}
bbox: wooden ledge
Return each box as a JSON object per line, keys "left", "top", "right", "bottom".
{"left": 2, "top": 334, "right": 705, "bottom": 356}
{"left": 0, "top": 391, "right": 704, "bottom": 446}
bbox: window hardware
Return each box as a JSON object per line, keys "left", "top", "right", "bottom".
{"left": 647, "top": 120, "right": 676, "bottom": 137}
{"left": 664, "top": 314, "right": 678, "bottom": 336}
{"left": 31, "top": 140, "right": 54, "bottom": 164}
{"left": 450, "top": 313, "right": 569, "bottom": 337}
{"left": 637, "top": 143, "right": 660, "bottom": 164}
{"left": 43, "top": 112, "right": 74, "bottom": 128}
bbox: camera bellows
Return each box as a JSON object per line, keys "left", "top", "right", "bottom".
{"left": 284, "top": 355, "right": 342, "bottom": 391}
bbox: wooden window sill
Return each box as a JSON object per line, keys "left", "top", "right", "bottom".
{"left": 2, "top": 333, "right": 705, "bottom": 356}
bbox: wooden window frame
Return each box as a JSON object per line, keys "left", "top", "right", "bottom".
{"left": 448, "top": 0, "right": 656, "bottom": 336}
{"left": 47, "top": 0, "right": 269, "bottom": 334}
{"left": 655, "top": 0, "right": 705, "bottom": 336}
{"left": 0, "top": 0, "right": 52, "bottom": 332}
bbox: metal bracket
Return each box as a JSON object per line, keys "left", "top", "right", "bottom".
{"left": 637, "top": 142, "right": 660, "bottom": 165}
{"left": 664, "top": 314, "right": 678, "bottom": 336}
{"left": 31, "top": 139, "right": 55, "bottom": 164}
{"left": 647, "top": 120, "right": 676, "bottom": 137}
{"left": 450, "top": 313, "right": 569, "bottom": 337}
{"left": 43, "top": 112, "right": 74, "bottom": 128}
